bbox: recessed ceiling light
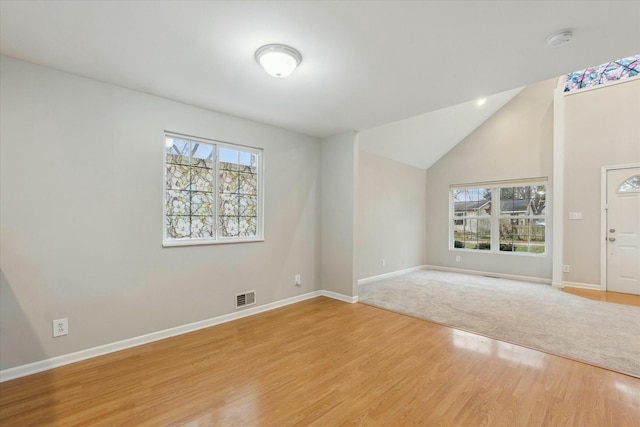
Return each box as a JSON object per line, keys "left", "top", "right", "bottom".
{"left": 546, "top": 30, "right": 573, "bottom": 48}
{"left": 255, "top": 44, "right": 302, "bottom": 78}
{"left": 476, "top": 97, "right": 487, "bottom": 106}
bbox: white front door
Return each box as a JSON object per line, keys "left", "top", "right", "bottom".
{"left": 606, "top": 167, "right": 640, "bottom": 295}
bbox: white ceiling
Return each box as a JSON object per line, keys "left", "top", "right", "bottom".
{"left": 1, "top": 1, "right": 639, "bottom": 142}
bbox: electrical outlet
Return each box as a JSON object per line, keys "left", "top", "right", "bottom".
{"left": 381, "top": 259, "right": 386, "bottom": 267}
{"left": 294, "top": 274, "right": 301, "bottom": 286}
{"left": 455, "top": 255, "right": 461, "bottom": 262}
{"left": 53, "top": 318, "right": 68, "bottom": 337}
{"left": 563, "top": 265, "right": 570, "bottom": 273}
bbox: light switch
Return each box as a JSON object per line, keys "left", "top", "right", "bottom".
{"left": 569, "top": 212, "right": 582, "bottom": 220}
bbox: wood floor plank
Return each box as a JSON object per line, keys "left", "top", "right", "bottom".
{"left": 562, "top": 287, "right": 640, "bottom": 307}
{"left": 1, "top": 297, "right": 639, "bottom": 426}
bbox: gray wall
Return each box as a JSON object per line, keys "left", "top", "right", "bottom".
{"left": 0, "top": 56, "right": 322, "bottom": 370}
{"left": 425, "top": 78, "right": 556, "bottom": 280}
{"left": 357, "top": 151, "right": 427, "bottom": 279}
{"left": 562, "top": 78, "right": 640, "bottom": 286}
{"left": 320, "top": 132, "right": 358, "bottom": 297}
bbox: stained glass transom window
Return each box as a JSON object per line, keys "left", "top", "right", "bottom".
{"left": 164, "top": 134, "right": 262, "bottom": 245}
{"left": 619, "top": 175, "right": 640, "bottom": 193}
{"left": 564, "top": 54, "right": 639, "bottom": 92}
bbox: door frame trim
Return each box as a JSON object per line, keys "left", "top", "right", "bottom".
{"left": 600, "top": 163, "right": 640, "bottom": 291}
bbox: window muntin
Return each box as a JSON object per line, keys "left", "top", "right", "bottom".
{"left": 164, "top": 134, "right": 262, "bottom": 246}
{"left": 451, "top": 183, "right": 547, "bottom": 255}
{"left": 619, "top": 175, "right": 640, "bottom": 193}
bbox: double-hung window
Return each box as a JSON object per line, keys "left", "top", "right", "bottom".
{"left": 451, "top": 181, "right": 547, "bottom": 254}
{"left": 163, "top": 132, "right": 263, "bottom": 246}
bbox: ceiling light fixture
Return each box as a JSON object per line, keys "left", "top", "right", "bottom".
{"left": 476, "top": 97, "right": 487, "bottom": 106}
{"left": 255, "top": 44, "right": 302, "bottom": 78}
{"left": 546, "top": 30, "right": 573, "bottom": 48}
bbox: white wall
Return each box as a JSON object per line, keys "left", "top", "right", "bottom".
{"left": 320, "top": 132, "right": 358, "bottom": 297}
{"left": 425, "top": 78, "right": 556, "bottom": 280}
{"left": 562, "top": 78, "right": 640, "bottom": 287}
{"left": 357, "top": 151, "right": 426, "bottom": 279}
{"left": 0, "top": 56, "right": 321, "bottom": 370}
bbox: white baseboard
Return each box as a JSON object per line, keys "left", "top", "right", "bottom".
{"left": 320, "top": 290, "right": 359, "bottom": 303}
{"left": 423, "top": 265, "right": 551, "bottom": 285}
{"left": 358, "top": 265, "right": 428, "bottom": 285}
{"left": 562, "top": 281, "right": 603, "bottom": 291}
{"left": 1, "top": 290, "right": 361, "bottom": 383}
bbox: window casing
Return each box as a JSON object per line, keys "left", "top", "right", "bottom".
{"left": 451, "top": 181, "right": 547, "bottom": 255}
{"left": 163, "top": 133, "right": 263, "bottom": 246}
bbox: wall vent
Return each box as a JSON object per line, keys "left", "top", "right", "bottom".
{"left": 235, "top": 290, "right": 256, "bottom": 309}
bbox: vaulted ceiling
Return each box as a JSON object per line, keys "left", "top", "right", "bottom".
{"left": 1, "top": 1, "right": 638, "bottom": 166}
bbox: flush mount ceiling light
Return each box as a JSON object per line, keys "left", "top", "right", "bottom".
{"left": 255, "top": 44, "right": 302, "bottom": 78}
{"left": 546, "top": 30, "right": 573, "bottom": 48}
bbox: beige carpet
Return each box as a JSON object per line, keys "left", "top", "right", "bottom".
{"left": 358, "top": 269, "right": 640, "bottom": 378}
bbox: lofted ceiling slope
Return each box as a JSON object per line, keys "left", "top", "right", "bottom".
{"left": 359, "top": 86, "right": 524, "bottom": 170}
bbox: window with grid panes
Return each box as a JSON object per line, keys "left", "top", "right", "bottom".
{"left": 163, "top": 133, "right": 262, "bottom": 246}
{"left": 450, "top": 181, "right": 547, "bottom": 255}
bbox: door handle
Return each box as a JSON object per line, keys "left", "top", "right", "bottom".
{"left": 609, "top": 237, "right": 616, "bottom": 242}
{"left": 609, "top": 228, "right": 615, "bottom": 233}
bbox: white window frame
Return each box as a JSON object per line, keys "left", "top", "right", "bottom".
{"left": 163, "top": 131, "right": 264, "bottom": 247}
{"left": 449, "top": 179, "right": 548, "bottom": 256}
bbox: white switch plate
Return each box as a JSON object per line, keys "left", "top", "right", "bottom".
{"left": 569, "top": 212, "right": 582, "bottom": 220}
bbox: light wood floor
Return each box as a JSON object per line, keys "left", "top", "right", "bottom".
{"left": 562, "top": 287, "right": 640, "bottom": 307}
{"left": 1, "top": 297, "right": 639, "bottom": 426}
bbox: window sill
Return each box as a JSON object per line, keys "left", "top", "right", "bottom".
{"left": 450, "top": 248, "right": 546, "bottom": 257}
{"left": 163, "top": 237, "right": 265, "bottom": 248}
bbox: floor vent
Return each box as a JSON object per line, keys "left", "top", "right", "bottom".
{"left": 236, "top": 290, "right": 256, "bottom": 309}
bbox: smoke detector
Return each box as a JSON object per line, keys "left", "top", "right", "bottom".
{"left": 546, "top": 30, "right": 573, "bottom": 48}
